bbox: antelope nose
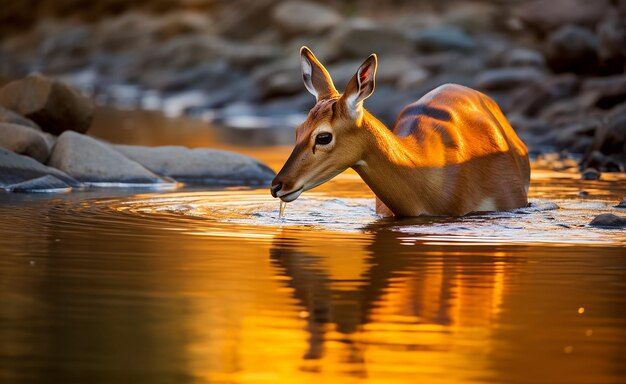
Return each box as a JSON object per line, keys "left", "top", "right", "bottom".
{"left": 270, "top": 182, "right": 282, "bottom": 198}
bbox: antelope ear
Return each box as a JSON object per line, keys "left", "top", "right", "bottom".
{"left": 301, "top": 46, "right": 338, "bottom": 101}
{"left": 341, "top": 54, "right": 377, "bottom": 116}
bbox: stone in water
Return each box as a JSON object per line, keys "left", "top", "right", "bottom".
{"left": 279, "top": 201, "right": 286, "bottom": 219}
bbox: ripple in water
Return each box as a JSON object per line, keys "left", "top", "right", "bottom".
{"left": 100, "top": 191, "right": 626, "bottom": 245}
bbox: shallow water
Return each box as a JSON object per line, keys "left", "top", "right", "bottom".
{"left": 1, "top": 110, "right": 626, "bottom": 383}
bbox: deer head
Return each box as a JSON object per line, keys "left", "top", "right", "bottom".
{"left": 270, "top": 46, "right": 378, "bottom": 202}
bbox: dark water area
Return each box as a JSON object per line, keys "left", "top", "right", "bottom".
{"left": 1, "top": 109, "right": 626, "bottom": 383}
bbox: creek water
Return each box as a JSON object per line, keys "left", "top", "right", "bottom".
{"left": 1, "top": 109, "right": 625, "bottom": 384}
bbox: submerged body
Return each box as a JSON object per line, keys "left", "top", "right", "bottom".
{"left": 362, "top": 84, "right": 530, "bottom": 217}
{"left": 271, "top": 47, "right": 530, "bottom": 217}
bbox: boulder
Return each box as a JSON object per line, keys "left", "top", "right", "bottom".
{"left": 589, "top": 213, "right": 626, "bottom": 228}
{"left": 114, "top": 145, "right": 276, "bottom": 186}
{"left": 503, "top": 48, "right": 546, "bottom": 68}
{"left": 252, "top": 60, "right": 302, "bottom": 99}
{"left": 409, "top": 26, "right": 476, "bottom": 52}
{"left": 0, "top": 123, "right": 50, "bottom": 163}
{"left": 503, "top": 74, "right": 579, "bottom": 116}
{"left": 8, "top": 175, "right": 71, "bottom": 193}
{"left": 0, "top": 74, "right": 94, "bottom": 135}
{"left": 581, "top": 103, "right": 626, "bottom": 171}
{"left": 217, "top": 0, "right": 278, "bottom": 40}
{"left": 0, "top": 106, "right": 40, "bottom": 129}
{"left": 545, "top": 25, "right": 599, "bottom": 74}
{"left": 474, "top": 67, "right": 544, "bottom": 90}
{"left": 581, "top": 168, "right": 600, "bottom": 180}
{"left": 329, "top": 19, "right": 414, "bottom": 59}
{"left": 580, "top": 75, "right": 626, "bottom": 110}
{"left": 272, "top": 1, "right": 342, "bottom": 36}
{"left": 48, "top": 131, "right": 166, "bottom": 184}
{"left": 0, "top": 147, "right": 80, "bottom": 189}
{"left": 515, "top": 0, "right": 611, "bottom": 33}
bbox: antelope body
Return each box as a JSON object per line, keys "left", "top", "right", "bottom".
{"left": 270, "top": 47, "right": 530, "bottom": 217}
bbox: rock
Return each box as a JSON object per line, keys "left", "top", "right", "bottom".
{"left": 138, "top": 35, "right": 278, "bottom": 72}
{"left": 580, "top": 75, "right": 626, "bottom": 110}
{"left": 597, "top": 15, "right": 626, "bottom": 72}
{"left": 504, "top": 74, "right": 579, "bottom": 116}
{"left": 0, "top": 123, "right": 50, "bottom": 163}
{"left": 503, "top": 48, "right": 545, "bottom": 68}
{"left": 589, "top": 213, "right": 626, "bottom": 228}
{"left": 114, "top": 145, "right": 276, "bottom": 186}
{"left": 0, "top": 74, "right": 94, "bottom": 135}
{"left": 8, "top": 175, "right": 71, "bottom": 193}
{"left": 615, "top": 199, "right": 626, "bottom": 208}
{"left": 409, "top": 26, "right": 476, "bottom": 52}
{"left": 545, "top": 25, "right": 599, "bottom": 74}
{"left": 154, "top": 11, "right": 215, "bottom": 41}
{"left": 581, "top": 104, "right": 626, "bottom": 171}
{"left": 515, "top": 0, "right": 611, "bottom": 33}
{"left": 48, "top": 131, "right": 166, "bottom": 184}
{"left": 271, "top": 1, "right": 342, "bottom": 36}
{"left": 578, "top": 191, "right": 589, "bottom": 197}
{"left": 0, "top": 106, "right": 40, "bottom": 129}
{"left": 329, "top": 19, "right": 414, "bottom": 59}
{"left": 217, "top": 0, "right": 278, "bottom": 40}
{"left": 0, "top": 147, "right": 80, "bottom": 189}
{"left": 581, "top": 168, "right": 600, "bottom": 180}
{"left": 252, "top": 60, "right": 302, "bottom": 99}
{"left": 474, "top": 67, "right": 544, "bottom": 90}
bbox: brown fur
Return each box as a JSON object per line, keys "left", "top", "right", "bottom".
{"left": 272, "top": 49, "right": 530, "bottom": 217}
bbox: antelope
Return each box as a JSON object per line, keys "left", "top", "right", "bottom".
{"left": 270, "top": 47, "right": 530, "bottom": 217}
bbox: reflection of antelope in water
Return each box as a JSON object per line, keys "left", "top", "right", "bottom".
{"left": 271, "top": 47, "right": 530, "bottom": 217}
{"left": 269, "top": 226, "right": 520, "bottom": 372}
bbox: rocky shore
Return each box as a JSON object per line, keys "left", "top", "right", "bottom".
{"left": 0, "top": 74, "right": 275, "bottom": 193}
{"left": 0, "top": 0, "right": 625, "bottom": 185}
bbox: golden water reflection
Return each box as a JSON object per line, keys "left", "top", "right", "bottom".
{"left": 1, "top": 168, "right": 625, "bottom": 383}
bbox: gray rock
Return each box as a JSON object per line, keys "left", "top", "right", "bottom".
{"left": 581, "top": 75, "right": 626, "bottom": 109}
{"left": 546, "top": 25, "right": 599, "bottom": 73}
{"left": 589, "top": 213, "right": 626, "bottom": 228}
{"left": 515, "top": 0, "right": 611, "bottom": 33}
{"left": 252, "top": 60, "right": 303, "bottom": 99}
{"left": 0, "top": 106, "right": 40, "bottom": 129}
{"left": 0, "top": 74, "right": 94, "bottom": 135}
{"left": 0, "top": 123, "right": 50, "bottom": 163}
{"left": 139, "top": 35, "right": 278, "bottom": 72}
{"left": 614, "top": 199, "right": 626, "bottom": 208}
{"left": 581, "top": 103, "right": 626, "bottom": 171}
{"left": 0, "top": 147, "right": 80, "bottom": 189}
{"left": 48, "top": 131, "right": 166, "bottom": 185}
{"left": 503, "top": 48, "right": 546, "bottom": 68}
{"left": 114, "top": 145, "right": 276, "bottom": 186}
{"left": 218, "top": 0, "right": 278, "bottom": 40}
{"left": 581, "top": 168, "right": 600, "bottom": 180}
{"left": 329, "top": 19, "right": 414, "bottom": 59}
{"left": 8, "top": 175, "right": 71, "bottom": 193}
{"left": 272, "top": 1, "right": 342, "bottom": 36}
{"left": 474, "top": 67, "right": 544, "bottom": 90}
{"left": 409, "top": 27, "right": 476, "bottom": 52}
{"left": 504, "top": 74, "right": 579, "bottom": 116}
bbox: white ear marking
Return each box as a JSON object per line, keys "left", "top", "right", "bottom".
{"left": 301, "top": 56, "right": 317, "bottom": 98}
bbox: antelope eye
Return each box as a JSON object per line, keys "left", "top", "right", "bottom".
{"left": 315, "top": 132, "right": 333, "bottom": 145}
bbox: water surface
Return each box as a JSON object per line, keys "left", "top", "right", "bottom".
{"left": 1, "top": 110, "right": 625, "bottom": 383}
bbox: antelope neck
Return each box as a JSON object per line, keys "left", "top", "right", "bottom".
{"left": 351, "top": 111, "right": 435, "bottom": 216}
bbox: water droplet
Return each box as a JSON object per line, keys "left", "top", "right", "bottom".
{"left": 279, "top": 201, "right": 287, "bottom": 219}
{"left": 585, "top": 329, "right": 593, "bottom": 336}
{"left": 578, "top": 307, "right": 585, "bottom": 314}
{"left": 564, "top": 346, "right": 574, "bottom": 354}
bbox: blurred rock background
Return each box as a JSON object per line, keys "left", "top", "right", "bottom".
{"left": 1, "top": 0, "right": 625, "bottom": 172}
